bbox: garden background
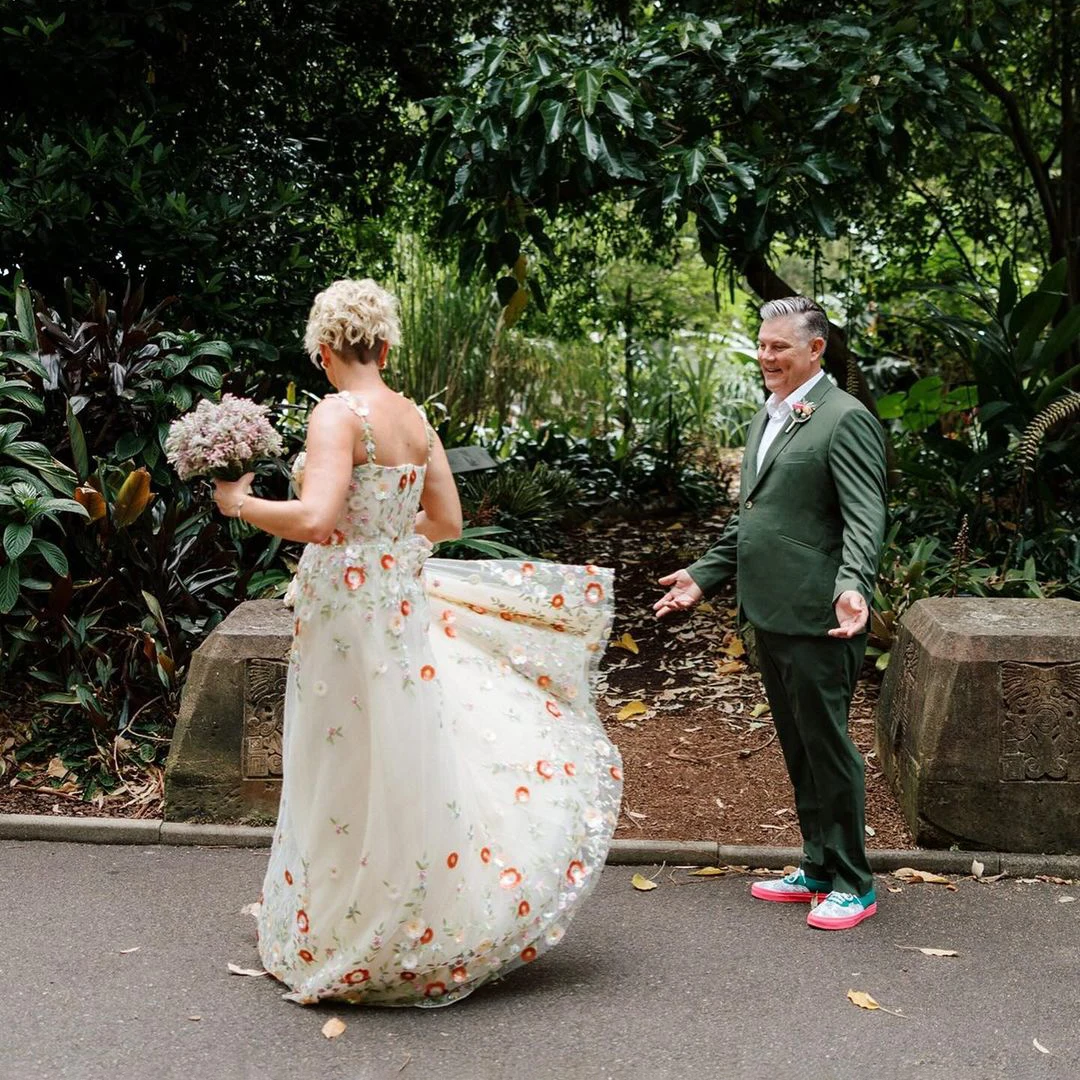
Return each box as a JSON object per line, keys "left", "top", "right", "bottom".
{"left": 0, "top": 0, "right": 1077, "bottom": 835}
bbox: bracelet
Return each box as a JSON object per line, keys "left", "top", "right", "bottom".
{"left": 235, "top": 494, "right": 247, "bottom": 520}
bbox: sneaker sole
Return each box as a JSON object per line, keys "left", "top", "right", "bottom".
{"left": 750, "top": 883, "right": 830, "bottom": 903}
{"left": 806, "top": 901, "right": 878, "bottom": 930}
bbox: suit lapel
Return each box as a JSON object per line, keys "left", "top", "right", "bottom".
{"left": 741, "top": 408, "right": 769, "bottom": 494}
{"left": 748, "top": 376, "right": 835, "bottom": 496}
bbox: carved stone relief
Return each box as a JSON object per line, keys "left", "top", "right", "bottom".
{"left": 1000, "top": 662, "right": 1080, "bottom": 781}
{"left": 242, "top": 658, "right": 287, "bottom": 779}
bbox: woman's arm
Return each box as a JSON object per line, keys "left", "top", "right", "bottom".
{"left": 213, "top": 399, "right": 354, "bottom": 543}
{"left": 415, "top": 433, "right": 463, "bottom": 543}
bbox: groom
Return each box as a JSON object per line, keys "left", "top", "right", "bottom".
{"left": 655, "top": 296, "right": 887, "bottom": 930}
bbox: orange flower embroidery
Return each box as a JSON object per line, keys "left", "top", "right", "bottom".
{"left": 585, "top": 582, "right": 604, "bottom": 604}
{"left": 537, "top": 674, "right": 552, "bottom": 689}
{"left": 521, "top": 562, "right": 535, "bottom": 575}
{"left": 409, "top": 468, "right": 417, "bottom": 485}
{"left": 545, "top": 701, "right": 562, "bottom": 719}
{"left": 515, "top": 786, "right": 530, "bottom": 803}
{"left": 294, "top": 618, "right": 301, "bottom": 637}
{"left": 322, "top": 529, "right": 346, "bottom": 546}
{"left": 480, "top": 846, "right": 491, "bottom": 864}
{"left": 296, "top": 910, "right": 309, "bottom": 933}
{"left": 499, "top": 868, "right": 523, "bottom": 889}
{"left": 380, "top": 554, "right": 395, "bottom": 570}
{"left": 444, "top": 625, "right": 457, "bottom": 638}
{"left": 344, "top": 566, "right": 365, "bottom": 590}
{"left": 536, "top": 760, "right": 555, "bottom": 780}
{"left": 552, "top": 622, "right": 566, "bottom": 633}
{"left": 610, "top": 765, "right": 623, "bottom": 781}
{"left": 401, "top": 971, "right": 417, "bottom": 981}
{"left": 518, "top": 900, "right": 531, "bottom": 917}
{"left": 284, "top": 869, "right": 293, "bottom": 885}
{"left": 585, "top": 563, "right": 599, "bottom": 574}
{"left": 343, "top": 968, "right": 370, "bottom": 985}
{"left": 298, "top": 949, "right": 315, "bottom": 963}
{"left": 400, "top": 600, "right": 411, "bottom": 616}
{"left": 420, "top": 665, "right": 436, "bottom": 681}
{"left": 551, "top": 594, "right": 565, "bottom": 608}
{"left": 567, "top": 860, "right": 585, "bottom": 885}
{"left": 424, "top": 982, "right": 447, "bottom": 998}
{"left": 468, "top": 604, "right": 488, "bottom": 615}
{"left": 520, "top": 946, "right": 538, "bottom": 963}
{"left": 500, "top": 611, "right": 514, "bottom": 622}
{"left": 420, "top": 927, "right": 434, "bottom": 945}
{"left": 564, "top": 762, "right": 576, "bottom": 777}
{"left": 398, "top": 473, "right": 408, "bottom": 491}
{"left": 447, "top": 851, "right": 459, "bottom": 868}
{"left": 451, "top": 965, "right": 468, "bottom": 983}
{"left": 441, "top": 609, "right": 455, "bottom": 623}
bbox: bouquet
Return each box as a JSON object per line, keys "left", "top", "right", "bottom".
{"left": 165, "top": 394, "right": 284, "bottom": 481}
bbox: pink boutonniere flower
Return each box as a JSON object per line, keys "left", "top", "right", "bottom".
{"left": 783, "top": 399, "right": 816, "bottom": 434}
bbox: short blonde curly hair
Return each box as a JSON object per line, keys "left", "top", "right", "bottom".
{"left": 304, "top": 278, "right": 402, "bottom": 366}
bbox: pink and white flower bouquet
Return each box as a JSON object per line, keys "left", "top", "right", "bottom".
{"left": 165, "top": 394, "right": 284, "bottom": 481}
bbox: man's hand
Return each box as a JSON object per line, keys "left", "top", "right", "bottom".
{"left": 829, "top": 590, "right": 868, "bottom": 638}
{"left": 654, "top": 569, "right": 704, "bottom": 619}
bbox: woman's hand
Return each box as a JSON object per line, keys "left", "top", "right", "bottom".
{"left": 212, "top": 473, "right": 254, "bottom": 518}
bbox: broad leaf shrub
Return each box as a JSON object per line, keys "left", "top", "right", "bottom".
{"left": 0, "top": 280, "right": 295, "bottom": 798}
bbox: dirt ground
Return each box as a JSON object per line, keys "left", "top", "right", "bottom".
{"left": 1, "top": 482, "right": 912, "bottom": 849}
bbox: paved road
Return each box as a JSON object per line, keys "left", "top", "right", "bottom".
{"left": 2, "top": 841, "right": 1078, "bottom": 1080}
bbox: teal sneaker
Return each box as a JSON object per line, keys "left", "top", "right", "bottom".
{"left": 806, "top": 889, "right": 877, "bottom": 930}
{"left": 751, "top": 869, "right": 832, "bottom": 904}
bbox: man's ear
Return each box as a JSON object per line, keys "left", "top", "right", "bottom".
{"left": 811, "top": 336, "right": 826, "bottom": 363}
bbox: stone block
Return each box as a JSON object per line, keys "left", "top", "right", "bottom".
{"left": 876, "top": 597, "right": 1080, "bottom": 852}
{"left": 164, "top": 599, "right": 292, "bottom": 824}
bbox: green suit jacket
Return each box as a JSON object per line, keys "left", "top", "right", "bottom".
{"left": 688, "top": 376, "right": 887, "bottom": 636}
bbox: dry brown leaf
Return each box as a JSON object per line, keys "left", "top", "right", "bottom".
{"left": 697, "top": 601, "right": 714, "bottom": 613}
{"left": 688, "top": 867, "right": 727, "bottom": 877}
{"left": 46, "top": 756, "right": 68, "bottom": 780}
{"left": 887, "top": 886, "right": 903, "bottom": 893}
{"left": 118, "top": 947, "right": 141, "bottom": 955}
{"left": 749, "top": 702, "right": 771, "bottom": 718}
{"left": 631, "top": 873, "right": 659, "bottom": 892}
{"left": 617, "top": 700, "right": 649, "bottom": 722}
{"left": 715, "top": 660, "right": 744, "bottom": 674}
{"left": 322, "top": 1017, "right": 346, "bottom": 1040}
{"left": 895, "top": 945, "right": 959, "bottom": 958}
{"left": 227, "top": 963, "right": 270, "bottom": 978}
{"left": 722, "top": 636, "right": 746, "bottom": 658}
{"left": 847, "top": 990, "right": 880, "bottom": 1011}
{"left": 1057, "top": 896, "right": 1076, "bottom": 904}
{"left": 188, "top": 1015, "right": 202, "bottom": 1022}
{"left": 892, "top": 867, "right": 952, "bottom": 885}
{"left": 611, "top": 632, "right": 640, "bottom": 655}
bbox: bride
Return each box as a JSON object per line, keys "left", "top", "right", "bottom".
{"left": 213, "top": 279, "right": 622, "bottom": 1006}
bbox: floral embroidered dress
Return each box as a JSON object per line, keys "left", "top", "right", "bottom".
{"left": 256, "top": 391, "right": 622, "bottom": 1006}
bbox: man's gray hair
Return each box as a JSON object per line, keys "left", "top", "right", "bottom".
{"left": 759, "top": 296, "right": 829, "bottom": 346}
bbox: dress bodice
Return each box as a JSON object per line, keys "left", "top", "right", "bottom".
{"left": 292, "top": 391, "right": 432, "bottom": 546}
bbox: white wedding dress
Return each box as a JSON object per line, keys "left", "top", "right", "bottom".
{"left": 256, "top": 392, "right": 622, "bottom": 1006}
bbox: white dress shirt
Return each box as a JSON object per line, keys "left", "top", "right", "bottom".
{"left": 755, "top": 369, "right": 828, "bottom": 474}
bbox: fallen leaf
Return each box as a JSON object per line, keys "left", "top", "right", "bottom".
{"left": 227, "top": 963, "right": 270, "bottom": 977}
{"left": 46, "top": 756, "right": 68, "bottom": 780}
{"left": 1033, "top": 1038, "right": 1050, "bottom": 1054}
{"left": 631, "top": 873, "right": 659, "bottom": 892}
{"left": 118, "top": 947, "right": 141, "bottom": 955}
{"left": 749, "top": 702, "right": 771, "bottom": 718}
{"left": 697, "top": 601, "right": 714, "bottom": 613}
{"left": 322, "top": 1017, "right": 346, "bottom": 1040}
{"left": 722, "top": 636, "right": 746, "bottom": 658}
{"left": 892, "top": 867, "right": 952, "bottom": 885}
{"left": 665, "top": 521, "right": 684, "bottom": 531}
{"left": 887, "top": 886, "right": 903, "bottom": 893}
{"left": 688, "top": 867, "right": 727, "bottom": 877}
{"left": 188, "top": 1015, "right": 202, "bottom": 1022}
{"left": 945, "top": 883, "right": 959, "bottom": 892}
{"left": 971, "top": 859, "right": 985, "bottom": 879}
{"left": 847, "top": 990, "right": 880, "bottom": 1011}
{"left": 895, "top": 945, "right": 959, "bottom": 957}
{"left": 715, "top": 660, "right": 744, "bottom": 674}
{"left": 612, "top": 632, "right": 639, "bottom": 655}
{"left": 1058, "top": 896, "right": 1076, "bottom": 904}
{"left": 864, "top": 825, "right": 876, "bottom": 837}
{"left": 617, "top": 700, "right": 649, "bottom": 721}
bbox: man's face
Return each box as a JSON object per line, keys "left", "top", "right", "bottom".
{"left": 757, "top": 315, "right": 825, "bottom": 400}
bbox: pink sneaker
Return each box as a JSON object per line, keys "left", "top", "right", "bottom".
{"left": 806, "top": 890, "right": 877, "bottom": 930}
{"left": 751, "top": 869, "right": 832, "bottom": 903}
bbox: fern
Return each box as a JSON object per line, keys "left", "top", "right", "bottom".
{"left": 1016, "top": 392, "right": 1080, "bottom": 473}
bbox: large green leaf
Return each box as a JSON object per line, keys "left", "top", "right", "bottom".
{"left": 574, "top": 68, "right": 602, "bottom": 116}
{"left": 539, "top": 99, "right": 567, "bottom": 143}
{"left": 0, "top": 559, "right": 20, "bottom": 614}
{"left": 66, "top": 401, "right": 89, "bottom": 481}
{"left": 1031, "top": 304, "right": 1080, "bottom": 375}
{"left": 15, "top": 285, "right": 35, "bottom": 344}
{"left": 574, "top": 117, "right": 603, "bottom": 162}
{"left": 3, "top": 522, "right": 32, "bottom": 559}
{"left": 602, "top": 87, "right": 635, "bottom": 126}
{"left": 28, "top": 538, "right": 68, "bottom": 577}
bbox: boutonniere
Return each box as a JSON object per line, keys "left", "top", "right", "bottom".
{"left": 783, "top": 400, "right": 816, "bottom": 434}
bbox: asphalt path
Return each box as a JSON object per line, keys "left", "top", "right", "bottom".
{"left": 2, "top": 841, "right": 1078, "bottom": 1080}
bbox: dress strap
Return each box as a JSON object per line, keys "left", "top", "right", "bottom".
{"left": 416, "top": 404, "right": 435, "bottom": 464}
{"left": 335, "top": 391, "right": 377, "bottom": 465}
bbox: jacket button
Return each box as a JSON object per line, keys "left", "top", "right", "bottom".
{"left": 745, "top": 499, "right": 753, "bottom": 509}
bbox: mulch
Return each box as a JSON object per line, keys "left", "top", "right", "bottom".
{"left": 1, "top": 474, "right": 912, "bottom": 850}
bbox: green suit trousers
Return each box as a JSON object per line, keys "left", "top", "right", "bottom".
{"left": 755, "top": 627, "right": 873, "bottom": 897}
